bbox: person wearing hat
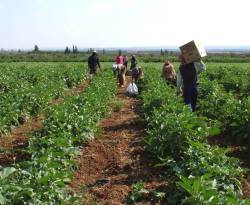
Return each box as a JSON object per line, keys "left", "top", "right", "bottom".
{"left": 87, "top": 50, "right": 102, "bottom": 79}
{"left": 162, "top": 60, "right": 176, "bottom": 85}
{"left": 177, "top": 54, "right": 206, "bottom": 112}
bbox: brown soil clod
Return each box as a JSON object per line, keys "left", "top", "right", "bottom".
{"left": 0, "top": 151, "right": 31, "bottom": 166}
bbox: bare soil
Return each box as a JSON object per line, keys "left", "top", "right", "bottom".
{"left": 71, "top": 77, "right": 168, "bottom": 205}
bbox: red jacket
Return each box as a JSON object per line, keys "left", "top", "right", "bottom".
{"left": 116, "top": 55, "right": 124, "bottom": 64}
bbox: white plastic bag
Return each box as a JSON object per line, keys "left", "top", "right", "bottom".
{"left": 126, "top": 83, "right": 138, "bottom": 95}
{"left": 112, "top": 64, "right": 118, "bottom": 71}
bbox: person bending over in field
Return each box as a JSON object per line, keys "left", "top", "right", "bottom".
{"left": 162, "top": 61, "right": 176, "bottom": 85}
{"left": 177, "top": 54, "right": 206, "bottom": 112}
{"left": 118, "top": 64, "right": 126, "bottom": 87}
{"left": 131, "top": 66, "right": 144, "bottom": 84}
{"left": 112, "top": 64, "right": 118, "bottom": 77}
{"left": 88, "top": 50, "right": 102, "bottom": 79}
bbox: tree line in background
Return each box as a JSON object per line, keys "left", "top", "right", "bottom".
{"left": 29, "top": 45, "right": 189, "bottom": 57}
{"left": 64, "top": 45, "right": 78, "bottom": 54}
{"left": 0, "top": 45, "right": 197, "bottom": 56}
{"left": 32, "top": 44, "right": 79, "bottom": 54}
{"left": 1, "top": 45, "right": 250, "bottom": 63}
{"left": 28, "top": 44, "right": 101, "bottom": 54}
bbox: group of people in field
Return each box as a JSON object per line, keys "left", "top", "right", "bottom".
{"left": 87, "top": 50, "right": 205, "bottom": 112}
{"left": 161, "top": 55, "right": 205, "bottom": 112}
{"left": 112, "top": 51, "right": 144, "bottom": 87}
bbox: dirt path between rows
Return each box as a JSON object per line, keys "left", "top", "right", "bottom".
{"left": 0, "top": 81, "right": 89, "bottom": 166}
{"left": 71, "top": 77, "right": 167, "bottom": 205}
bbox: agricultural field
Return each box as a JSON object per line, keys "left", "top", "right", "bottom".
{"left": 138, "top": 62, "right": 250, "bottom": 204}
{"left": 1, "top": 51, "right": 250, "bottom": 63}
{"left": 0, "top": 62, "right": 87, "bottom": 134}
{"left": 0, "top": 62, "right": 116, "bottom": 204}
{"left": 0, "top": 60, "right": 249, "bottom": 204}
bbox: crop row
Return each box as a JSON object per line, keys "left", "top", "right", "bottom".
{"left": 139, "top": 64, "right": 249, "bottom": 204}
{"left": 198, "top": 77, "right": 250, "bottom": 145}
{"left": 148, "top": 62, "right": 250, "bottom": 145}
{"left": 169, "top": 62, "right": 250, "bottom": 97}
{"left": 0, "top": 68, "right": 116, "bottom": 204}
{"left": 1, "top": 52, "right": 250, "bottom": 63}
{"left": 0, "top": 63, "right": 86, "bottom": 135}
{"left": 201, "top": 63, "right": 250, "bottom": 97}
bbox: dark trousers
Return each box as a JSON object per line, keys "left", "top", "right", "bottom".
{"left": 183, "top": 84, "right": 198, "bottom": 112}
{"left": 89, "top": 68, "right": 97, "bottom": 74}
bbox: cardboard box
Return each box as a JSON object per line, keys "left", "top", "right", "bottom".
{"left": 180, "top": 40, "right": 207, "bottom": 63}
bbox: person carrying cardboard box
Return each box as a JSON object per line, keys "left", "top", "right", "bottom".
{"left": 177, "top": 40, "right": 206, "bottom": 112}
{"left": 177, "top": 54, "right": 206, "bottom": 112}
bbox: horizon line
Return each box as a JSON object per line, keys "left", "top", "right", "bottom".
{"left": 2, "top": 45, "right": 250, "bottom": 51}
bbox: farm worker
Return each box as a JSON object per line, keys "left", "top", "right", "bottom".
{"left": 132, "top": 66, "right": 144, "bottom": 84}
{"left": 88, "top": 50, "right": 102, "bottom": 79}
{"left": 115, "top": 51, "right": 127, "bottom": 86}
{"left": 123, "top": 55, "right": 129, "bottom": 68}
{"left": 130, "top": 55, "right": 137, "bottom": 70}
{"left": 177, "top": 54, "right": 206, "bottom": 112}
{"left": 118, "top": 64, "right": 126, "bottom": 87}
{"left": 138, "top": 67, "right": 144, "bottom": 80}
{"left": 162, "top": 61, "right": 176, "bottom": 85}
{"left": 116, "top": 50, "right": 124, "bottom": 67}
{"left": 112, "top": 64, "right": 118, "bottom": 77}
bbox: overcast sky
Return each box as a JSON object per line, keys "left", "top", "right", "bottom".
{"left": 0, "top": 0, "right": 249, "bottom": 49}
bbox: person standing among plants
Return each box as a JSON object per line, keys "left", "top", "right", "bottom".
{"left": 116, "top": 50, "right": 124, "bottom": 67}
{"left": 130, "top": 55, "right": 137, "bottom": 70}
{"left": 88, "top": 50, "right": 102, "bottom": 79}
{"left": 177, "top": 54, "right": 206, "bottom": 112}
{"left": 115, "top": 51, "right": 126, "bottom": 87}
